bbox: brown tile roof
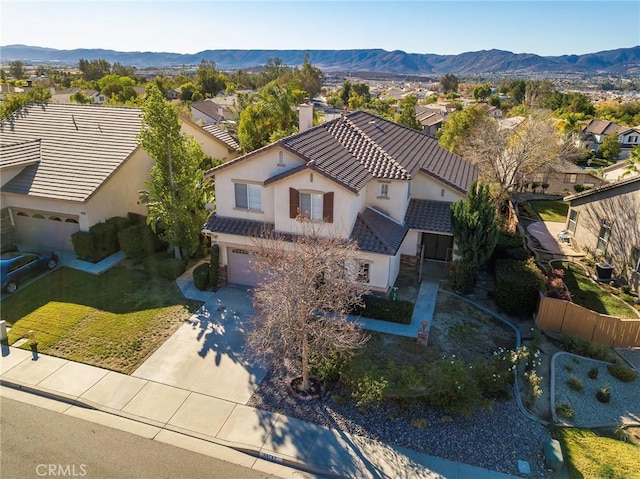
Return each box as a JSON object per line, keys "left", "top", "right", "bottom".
{"left": 583, "top": 119, "right": 628, "bottom": 136}
{"left": 0, "top": 103, "right": 142, "bottom": 202}
{"left": 201, "top": 123, "right": 240, "bottom": 151}
{"left": 192, "top": 100, "right": 224, "bottom": 122}
{"left": 564, "top": 175, "right": 640, "bottom": 202}
{"left": 0, "top": 139, "right": 41, "bottom": 169}
{"left": 202, "top": 215, "right": 274, "bottom": 237}
{"left": 210, "top": 110, "right": 477, "bottom": 193}
{"left": 203, "top": 208, "right": 407, "bottom": 257}
{"left": 404, "top": 199, "right": 454, "bottom": 234}
{"left": 351, "top": 207, "right": 407, "bottom": 255}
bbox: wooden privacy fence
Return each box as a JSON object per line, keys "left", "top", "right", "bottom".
{"left": 536, "top": 296, "right": 640, "bottom": 347}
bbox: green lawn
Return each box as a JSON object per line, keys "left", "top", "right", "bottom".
{"left": 1, "top": 267, "right": 202, "bottom": 374}
{"left": 529, "top": 200, "right": 569, "bottom": 223}
{"left": 555, "top": 428, "right": 640, "bottom": 479}
{"left": 560, "top": 262, "right": 637, "bottom": 319}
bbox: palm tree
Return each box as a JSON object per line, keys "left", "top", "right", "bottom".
{"left": 621, "top": 145, "right": 640, "bottom": 178}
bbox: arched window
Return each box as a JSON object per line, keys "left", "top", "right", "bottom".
{"left": 15, "top": 211, "right": 29, "bottom": 217}
{"left": 65, "top": 218, "right": 79, "bottom": 224}
{"left": 49, "top": 216, "right": 62, "bottom": 221}
{"left": 32, "top": 213, "right": 45, "bottom": 219}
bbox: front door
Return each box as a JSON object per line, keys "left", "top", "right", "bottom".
{"left": 422, "top": 233, "right": 453, "bottom": 261}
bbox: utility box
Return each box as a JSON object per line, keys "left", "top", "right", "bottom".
{"left": 595, "top": 263, "right": 613, "bottom": 282}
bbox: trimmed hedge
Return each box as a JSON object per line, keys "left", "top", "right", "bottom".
{"left": 89, "top": 222, "right": 118, "bottom": 261}
{"left": 209, "top": 244, "right": 219, "bottom": 288}
{"left": 193, "top": 263, "right": 210, "bottom": 290}
{"left": 143, "top": 252, "right": 187, "bottom": 280}
{"left": 352, "top": 296, "right": 415, "bottom": 324}
{"left": 495, "top": 258, "right": 545, "bottom": 315}
{"left": 71, "top": 231, "right": 98, "bottom": 262}
{"left": 118, "top": 223, "right": 164, "bottom": 259}
{"left": 492, "top": 230, "right": 526, "bottom": 260}
{"left": 106, "top": 216, "right": 133, "bottom": 235}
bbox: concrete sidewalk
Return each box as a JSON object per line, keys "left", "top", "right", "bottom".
{"left": 1, "top": 345, "right": 519, "bottom": 479}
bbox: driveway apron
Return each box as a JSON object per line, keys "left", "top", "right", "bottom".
{"left": 132, "top": 287, "right": 267, "bottom": 405}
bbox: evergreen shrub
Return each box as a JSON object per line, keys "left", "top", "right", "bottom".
{"left": 495, "top": 258, "right": 545, "bottom": 315}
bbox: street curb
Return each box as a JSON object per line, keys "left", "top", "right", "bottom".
{"left": 1, "top": 379, "right": 344, "bottom": 479}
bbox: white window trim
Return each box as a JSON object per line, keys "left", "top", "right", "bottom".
{"left": 300, "top": 191, "right": 323, "bottom": 222}
{"left": 596, "top": 220, "right": 612, "bottom": 254}
{"left": 630, "top": 246, "right": 640, "bottom": 274}
{"left": 234, "top": 182, "right": 262, "bottom": 212}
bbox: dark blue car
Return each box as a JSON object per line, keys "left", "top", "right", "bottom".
{"left": 0, "top": 251, "right": 58, "bottom": 294}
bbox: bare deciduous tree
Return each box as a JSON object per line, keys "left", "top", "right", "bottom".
{"left": 460, "top": 115, "right": 566, "bottom": 200}
{"left": 247, "top": 224, "right": 369, "bottom": 393}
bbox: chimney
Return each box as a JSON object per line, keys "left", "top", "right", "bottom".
{"left": 298, "top": 100, "right": 313, "bottom": 133}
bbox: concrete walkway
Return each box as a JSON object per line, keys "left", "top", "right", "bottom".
{"left": 350, "top": 281, "right": 439, "bottom": 339}
{"left": 526, "top": 221, "right": 583, "bottom": 258}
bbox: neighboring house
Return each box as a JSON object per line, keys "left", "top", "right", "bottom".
{"left": 191, "top": 99, "right": 226, "bottom": 125}
{"left": 601, "top": 160, "right": 640, "bottom": 181}
{"left": 166, "top": 88, "right": 180, "bottom": 100}
{"left": 579, "top": 119, "right": 640, "bottom": 158}
{"left": 0, "top": 83, "right": 24, "bottom": 101}
{"left": 485, "top": 105, "right": 503, "bottom": 119}
{"left": 499, "top": 116, "right": 526, "bottom": 131}
{"left": 0, "top": 103, "right": 225, "bottom": 251}
{"left": 202, "top": 109, "right": 477, "bottom": 294}
{"left": 564, "top": 176, "right": 640, "bottom": 293}
{"left": 51, "top": 88, "right": 106, "bottom": 104}
{"left": 415, "top": 110, "right": 444, "bottom": 136}
{"left": 522, "top": 158, "right": 604, "bottom": 195}
{"left": 180, "top": 116, "right": 240, "bottom": 161}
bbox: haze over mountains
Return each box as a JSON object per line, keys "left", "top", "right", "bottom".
{"left": 2, "top": 44, "right": 639, "bottom": 75}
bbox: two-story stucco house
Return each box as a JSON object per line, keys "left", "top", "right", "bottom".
{"left": 202, "top": 108, "right": 477, "bottom": 294}
{"left": 579, "top": 119, "right": 640, "bottom": 159}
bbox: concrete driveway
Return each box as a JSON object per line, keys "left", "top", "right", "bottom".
{"left": 132, "top": 287, "right": 267, "bottom": 405}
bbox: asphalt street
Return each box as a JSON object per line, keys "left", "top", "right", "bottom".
{"left": 0, "top": 396, "right": 280, "bottom": 479}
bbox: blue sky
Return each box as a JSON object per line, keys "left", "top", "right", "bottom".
{"left": 2, "top": 1, "right": 639, "bottom": 56}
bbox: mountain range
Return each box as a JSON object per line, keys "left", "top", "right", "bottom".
{"left": 2, "top": 44, "right": 639, "bottom": 75}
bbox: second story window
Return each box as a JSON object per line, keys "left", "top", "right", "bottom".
{"left": 289, "top": 188, "right": 333, "bottom": 223}
{"left": 300, "top": 192, "right": 323, "bottom": 221}
{"left": 564, "top": 173, "right": 578, "bottom": 184}
{"left": 379, "top": 183, "right": 389, "bottom": 198}
{"left": 235, "top": 183, "right": 261, "bottom": 211}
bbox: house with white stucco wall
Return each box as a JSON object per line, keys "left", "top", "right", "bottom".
{"left": 203, "top": 108, "right": 477, "bottom": 294}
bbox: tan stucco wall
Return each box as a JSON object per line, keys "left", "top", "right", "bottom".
{"left": 569, "top": 184, "right": 640, "bottom": 291}
{"left": 85, "top": 148, "right": 154, "bottom": 227}
{"left": 181, "top": 122, "right": 237, "bottom": 161}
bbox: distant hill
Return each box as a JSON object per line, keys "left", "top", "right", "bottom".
{"left": 2, "top": 44, "right": 639, "bottom": 75}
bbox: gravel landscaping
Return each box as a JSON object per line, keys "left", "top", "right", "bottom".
{"left": 553, "top": 352, "right": 640, "bottom": 426}
{"left": 248, "top": 358, "right": 552, "bottom": 478}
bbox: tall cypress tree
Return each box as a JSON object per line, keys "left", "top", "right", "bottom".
{"left": 450, "top": 182, "right": 499, "bottom": 293}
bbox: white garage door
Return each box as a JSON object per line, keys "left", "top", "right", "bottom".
{"left": 227, "top": 248, "right": 264, "bottom": 287}
{"left": 13, "top": 210, "right": 80, "bottom": 251}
